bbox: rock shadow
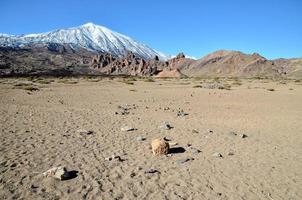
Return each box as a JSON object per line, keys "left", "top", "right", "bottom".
{"left": 62, "top": 170, "right": 78, "bottom": 181}
{"left": 169, "top": 147, "right": 186, "bottom": 154}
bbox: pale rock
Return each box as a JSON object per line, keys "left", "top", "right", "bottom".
{"left": 151, "top": 139, "right": 170, "bottom": 155}
{"left": 43, "top": 166, "right": 69, "bottom": 180}
{"left": 121, "top": 126, "right": 135, "bottom": 132}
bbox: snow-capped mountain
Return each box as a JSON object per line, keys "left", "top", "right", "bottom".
{"left": 0, "top": 22, "right": 168, "bottom": 60}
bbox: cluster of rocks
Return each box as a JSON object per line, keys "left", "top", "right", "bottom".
{"left": 115, "top": 104, "right": 137, "bottom": 115}
{"left": 167, "top": 53, "right": 186, "bottom": 68}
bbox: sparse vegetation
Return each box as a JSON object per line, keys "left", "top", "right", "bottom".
{"left": 213, "top": 77, "right": 220, "bottom": 82}
{"left": 35, "top": 79, "right": 54, "bottom": 84}
{"left": 126, "top": 77, "right": 137, "bottom": 82}
{"left": 58, "top": 79, "right": 78, "bottom": 84}
{"left": 13, "top": 82, "right": 40, "bottom": 91}
{"left": 14, "top": 82, "right": 32, "bottom": 87}
{"left": 24, "top": 86, "right": 39, "bottom": 91}
{"left": 121, "top": 79, "right": 134, "bottom": 85}
{"left": 232, "top": 80, "right": 242, "bottom": 86}
{"left": 219, "top": 84, "right": 231, "bottom": 90}
{"left": 86, "top": 78, "right": 101, "bottom": 82}
{"left": 143, "top": 78, "right": 155, "bottom": 82}
{"left": 178, "top": 81, "right": 191, "bottom": 85}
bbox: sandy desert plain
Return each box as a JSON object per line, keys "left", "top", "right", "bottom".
{"left": 0, "top": 76, "right": 301, "bottom": 200}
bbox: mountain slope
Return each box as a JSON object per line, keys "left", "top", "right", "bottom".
{"left": 0, "top": 23, "right": 168, "bottom": 60}
{"left": 180, "top": 50, "right": 288, "bottom": 78}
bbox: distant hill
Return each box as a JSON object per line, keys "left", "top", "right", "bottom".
{"left": 174, "top": 50, "right": 302, "bottom": 79}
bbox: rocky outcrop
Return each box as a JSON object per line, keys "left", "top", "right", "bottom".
{"left": 167, "top": 53, "right": 195, "bottom": 71}
{"left": 156, "top": 69, "right": 186, "bottom": 78}
{"left": 90, "top": 51, "right": 169, "bottom": 76}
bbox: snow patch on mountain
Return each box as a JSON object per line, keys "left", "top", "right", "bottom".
{"left": 0, "top": 22, "right": 168, "bottom": 60}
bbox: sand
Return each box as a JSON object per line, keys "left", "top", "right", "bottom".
{"left": 0, "top": 77, "right": 301, "bottom": 200}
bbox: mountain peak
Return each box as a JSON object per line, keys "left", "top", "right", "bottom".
{"left": 81, "top": 22, "right": 98, "bottom": 28}
{"left": 0, "top": 23, "right": 168, "bottom": 60}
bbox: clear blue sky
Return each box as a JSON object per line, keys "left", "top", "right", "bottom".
{"left": 0, "top": 0, "right": 301, "bottom": 59}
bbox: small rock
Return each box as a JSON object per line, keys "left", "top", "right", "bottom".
{"left": 10, "top": 163, "right": 17, "bottom": 168}
{"left": 227, "top": 131, "right": 237, "bottom": 139}
{"left": 77, "top": 129, "right": 94, "bottom": 135}
{"left": 121, "top": 126, "right": 135, "bottom": 132}
{"left": 213, "top": 152, "right": 223, "bottom": 158}
{"left": 159, "top": 122, "right": 172, "bottom": 130}
{"left": 192, "top": 129, "right": 199, "bottom": 133}
{"left": 105, "top": 155, "right": 122, "bottom": 162}
{"left": 177, "top": 110, "right": 188, "bottom": 117}
{"left": 151, "top": 139, "right": 170, "bottom": 155}
{"left": 208, "top": 129, "right": 213, "bottom": 134}
{"left": 43, "top": 166, "right": 70, "bottom": 180}
{"left": 136, "top": 136, "right": 146, "bottom": 141}
{"left": 188, "top": 147, "right": 201, "bottom": 155}
{"left": 176, "top": 158, "right": 193, "bottom": 164}
{"left": 130, "top": 172, "right": 136, "bottom": 178}
{"left": 240, "top": 133, "right": 248, "bottom": 138}
{"left": 228, "top": 152, "right": 235, "bottom": 156}
{"left": 144, "top": 169, "right": 159, "bottom": 174}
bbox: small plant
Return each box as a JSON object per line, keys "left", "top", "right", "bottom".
{"left": 143, "top": 78, "right": 155, "bottom": 82}
{"left": 14, "top": 82, "right": 32, "bottom": 87}
{"left": 213, "top": 77, "right": 220, "bottom": 82}
{"left": 24, "top": 86, "right": 39, "bottom": 91}
{"left": 178, "top": 82, "right": 191, "bottom": 85}
{"left": 58, "top": 79, "right": 78, "bottom": 84}
{"left": 126, "top": 77, "right": 137, "bottom": 82}
{"left": 86, "top": 78, "right": 101, "bottom": 82}
{"left": 14, "top": 82, "right": 39, "bottom": 91}
{"left": 232, "top": 79, "right": 242, "bottom": 86}
{"left": 36, "top": 79, "right": 54, "bottom": 84}
{"left": 220, "top": 84, "right": 231, "bottom": 90}
{"left": 121, "top": 79, "right": 134, "bottom": 85}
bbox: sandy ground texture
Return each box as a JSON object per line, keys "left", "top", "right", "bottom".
{"left": 0, "top": 77, "right": 302, "bottom": 200}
